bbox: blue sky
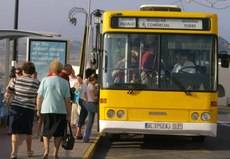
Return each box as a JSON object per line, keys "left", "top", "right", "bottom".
{"left": 0, "top": 0, "right": 230, "bottom": 42}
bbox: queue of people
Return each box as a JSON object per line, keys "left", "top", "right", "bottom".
{"left": 4, "top": 59, "right": 99, "bottom": 159}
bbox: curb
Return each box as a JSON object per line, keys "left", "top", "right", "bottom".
{"left": 83, "top": 135, "right": 101, "bottom": 159}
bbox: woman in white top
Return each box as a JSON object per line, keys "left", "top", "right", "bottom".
{"left": 83, "top": 74, "right": 98, "bottom": 142}
{"left": 69, "top": 69, "right": 79, "bottom": 127}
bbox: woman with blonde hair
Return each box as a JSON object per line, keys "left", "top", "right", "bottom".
{"left": 37, "top": 59, "right": 71, "bottom": 159}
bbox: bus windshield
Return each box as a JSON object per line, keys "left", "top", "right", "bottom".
{"left": 102, "top": 33, "right": 216, "bottom": 91}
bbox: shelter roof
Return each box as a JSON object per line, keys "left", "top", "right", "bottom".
{"left": 0, "top": 29, "right": 61, "bottom": 40}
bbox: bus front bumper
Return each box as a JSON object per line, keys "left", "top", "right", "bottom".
{"left": 99, "top": 120, "right": 217, "bottom": 137}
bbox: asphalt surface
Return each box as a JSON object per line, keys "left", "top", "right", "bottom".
{"left": 92, "top": 110, "right": 230, "bottom": 159}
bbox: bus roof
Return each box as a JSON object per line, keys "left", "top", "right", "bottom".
{"left": 139, "top": 4, "right": 182, "bottom": 12}
{"left": 103, "top": 10, "right": 217, "bottom": 19}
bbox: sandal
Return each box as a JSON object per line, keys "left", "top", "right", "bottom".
{"left": 10, "top": 154, "right": 17, "bottom": 159}
{"left": 27, "top": 150, "right": 34, "bottom": 157}
{"left": 76, "top": 135, "right": 83, "bottom": 140}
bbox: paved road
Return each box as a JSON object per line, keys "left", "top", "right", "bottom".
{"left": 93, "top": 112, "right": 230, "bottom": 159}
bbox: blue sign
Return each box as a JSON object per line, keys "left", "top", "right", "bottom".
{"left": 27, "top": 38, "right": 67, "bottom": 80}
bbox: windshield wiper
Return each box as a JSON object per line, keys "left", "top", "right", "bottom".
{"left": 164, "top": 70, "right": 192, "bottom": 96}
{"left": 170, "top": 75, "right": 192, "bottom": 96}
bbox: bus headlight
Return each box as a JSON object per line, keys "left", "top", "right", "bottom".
{"left": 117, "top": 110, "right": 125, "bottom": 118}
{"left": 191, "top": 112, "right": 199, "bottom": 120}
{"left": 201, "top": 112, "right": 211, "bottom": 121}
{"left": 107, "top": 109, "right": 115, "bottom": 118}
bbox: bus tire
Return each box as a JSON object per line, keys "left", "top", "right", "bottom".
{"left": 192, "top": 136, "right": 205, "bottom": 142}
{"left": 106, "top": 133, "right": 120, "bottom": 141}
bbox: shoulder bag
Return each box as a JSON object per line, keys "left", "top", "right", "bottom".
{"left": 62, "top": 122, "right": 75, "bottom": 150}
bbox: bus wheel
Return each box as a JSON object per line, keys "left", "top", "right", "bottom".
{"left": 192, "top": 136, "right": 205, "bottom": 142}
{"left": 106, "top": 133, "right": 120, "bottom": 141}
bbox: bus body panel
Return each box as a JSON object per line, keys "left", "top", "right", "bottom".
{"left": 99, "top": 90, "right": 217, "bottom": 136}
{"left": 99, "top": 9, "right": 218, "bottom": 137}
{"left": 100, "top": 90, "right": 217, "bottom": 110}
{"left": 99, "top": 121, "right": 217, "bottom": 137}
{"left": 99, "top": 90, "right": 217, "bottom": 122}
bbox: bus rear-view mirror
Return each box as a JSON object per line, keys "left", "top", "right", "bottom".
{"left": 90, "top": 48, "right": 98, "bottom": 69}
{"left": 217, "top": 84, "right": 225, "bottom": 98}
{"left": 218, "top": 51, "right": 229, "bottom": 68}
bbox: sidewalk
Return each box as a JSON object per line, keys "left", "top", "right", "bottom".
{"left": 218, "top": 105, "right": 230, "bottom": 112}
{"left": 0, "top": 117, "right": 100, "bottom": 159}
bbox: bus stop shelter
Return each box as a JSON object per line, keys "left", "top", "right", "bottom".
{"left": 0, "top": 29, "right": 61, "bottom": 91}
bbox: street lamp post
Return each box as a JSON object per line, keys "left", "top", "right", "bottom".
{"left": 13, "top": 0, "right": 19, "bottom": 64}
{"left": 11, "top": 0, "right": 19, "bottom": 77}
{"left": 88, "top": 0, "right": 92, "bottom": 23}
{"left": 93, "top": 9, "right": 102, "bottom": 54}
{"left": 88, "top": 9, "right": 103, "bottom": 70}
{"left": 68, "top": 0, "right": 102, "bottom": 74}
{"left": 68, "top": 7, "right": 88, "bottom": 75}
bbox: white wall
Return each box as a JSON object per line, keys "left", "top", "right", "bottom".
{"left": 218, "top": 65, "right": 230, "bottom": 106}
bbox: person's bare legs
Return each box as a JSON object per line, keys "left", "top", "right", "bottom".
{"left": 11, "top": 134, "right": 18, "bottom": 157}
{"left": 53, "top": 137, "right": 62, "bottom": 159}
{"left": 76, "top": 127, "right": 82, "bottom": 138}
{"left": 43, "top": 136, "right": 49, "bottom": 158}
{"left": 26, "top": 134, "right": 33, "bottom": 156}
{"left": 37, "top": 116, "right": 43, "bottom": 137}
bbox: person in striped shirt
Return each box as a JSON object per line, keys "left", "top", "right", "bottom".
{"left": 6, "top": 62, "right": 40, "bottom": 159}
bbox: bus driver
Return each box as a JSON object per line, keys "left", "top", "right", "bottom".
{"left": 172, "top": 53, "right": 196, "bottom": 74}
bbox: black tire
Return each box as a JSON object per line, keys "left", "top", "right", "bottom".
{"left": 192, "top": 136, "right": 205, "bottom": 142}
{"left": 106, "top": 133, "right": 120, "bottom": 141}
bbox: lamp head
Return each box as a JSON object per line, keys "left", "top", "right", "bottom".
{"left": 69, "top": 17, "right": 77, "bottom": 26}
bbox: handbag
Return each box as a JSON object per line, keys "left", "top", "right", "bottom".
{"left": 62, "top": 122, "right": 75, "bottom": 150}
{"left": 70, "top": 87, "right": 76, "bottom": 101}
{"left": 3, "top": 92, "right": 13, "bottom": 106}
{"left": 70, "top": 87, "right": 80, "bottom": 104}
{"left": 3, "top": 78, "right": 16, "bottom": 106}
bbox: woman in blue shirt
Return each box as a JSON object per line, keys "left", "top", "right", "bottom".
{"left": 36, "top": 59, "right": 71, "bottom": 159}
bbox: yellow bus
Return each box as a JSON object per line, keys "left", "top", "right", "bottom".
{"left": 97, "top": 5, "right": 221, "bottom": 141}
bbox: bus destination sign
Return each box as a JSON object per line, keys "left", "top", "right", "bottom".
{"left": 118, "top": 18, "right": 136, "bottom": 28}
{"left": 112, "top": 17, "right": 208, "bottom": 30}
{"left": 138, "top": 18, "right": 203, "bottom": 30}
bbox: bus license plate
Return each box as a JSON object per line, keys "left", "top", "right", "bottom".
{"left": 145, "top": 122, "right": 183, "bottom": 130}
